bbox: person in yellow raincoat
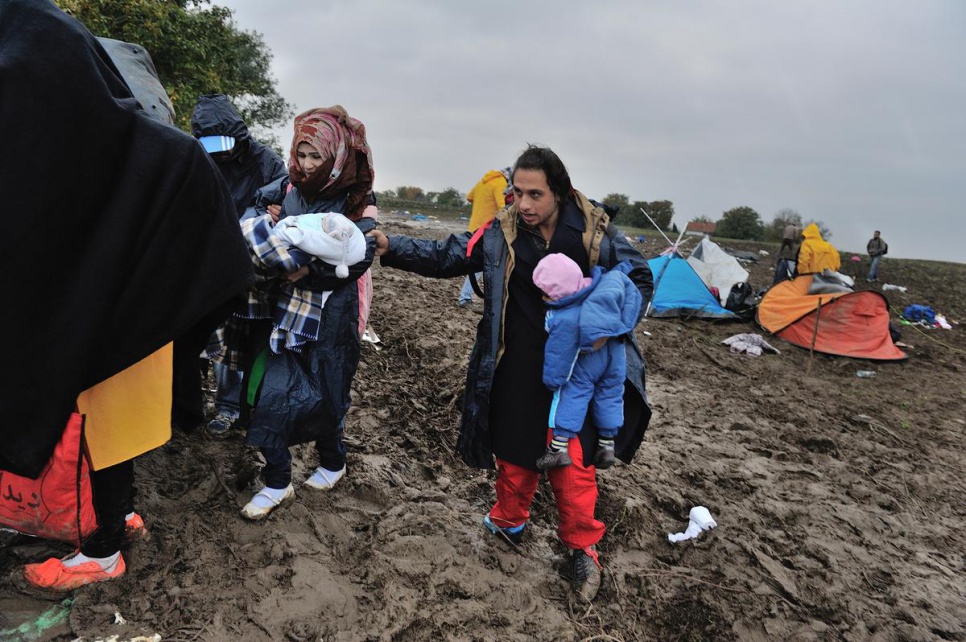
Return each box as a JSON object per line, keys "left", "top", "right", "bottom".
{"left": 458, "top": 168, "right": 510, "bottom": 306}
{"left": 796, "top": 223, "right": 841, "bottom": 275}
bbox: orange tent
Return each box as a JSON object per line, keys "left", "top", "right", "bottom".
{"left": 757, "top": 275, "right": 907, "bottom": 361}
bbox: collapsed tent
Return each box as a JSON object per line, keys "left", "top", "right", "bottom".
{"left": 687, "top": 238, "right": 749, "bottom": 305}
{"left": 646, "top": 253, "right": 736, "bottom": 319}
{"left": 757, "top": 275, "right": 907, "bottom": 361}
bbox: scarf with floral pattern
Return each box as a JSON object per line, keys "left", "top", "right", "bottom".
{"left": 288, "top": 105, "right": 374, "bottom": 220}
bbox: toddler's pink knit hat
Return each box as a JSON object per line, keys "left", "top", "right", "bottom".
{"left": 533, "top": 253, "right": 591, "bottom": 301}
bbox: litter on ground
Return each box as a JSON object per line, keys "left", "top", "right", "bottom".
{"left": 668, "top": 506, "right": 718, "bottom": 543}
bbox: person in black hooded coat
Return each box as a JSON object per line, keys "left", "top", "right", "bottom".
{"left": 0, "top": 0, "right": 253, "bottom": 590}
{"left": 191, "top": 94, "right": 288, "bottom": 219}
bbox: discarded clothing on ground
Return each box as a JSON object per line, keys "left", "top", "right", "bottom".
{"left": 902, "top": 304, "right": 936, "bottom": 326}
{"left": 722, "top": 333, "right": 780, "bottom": 356}
{"left": 724, "top": 249, "right": 760, "bottom": 263}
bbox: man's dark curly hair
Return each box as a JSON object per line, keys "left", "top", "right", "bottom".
{"left": 511, "top": 145, "right": 573, "bottom": 201}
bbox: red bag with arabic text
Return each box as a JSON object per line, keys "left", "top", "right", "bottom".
{"left": 0, "top": 412, "right": 98, "bottom": 543}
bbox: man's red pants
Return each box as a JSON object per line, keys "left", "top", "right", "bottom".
{"left": 488, "top": 431, "right": 605, "bottom": 549}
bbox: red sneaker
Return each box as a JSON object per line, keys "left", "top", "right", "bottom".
{"left": 124, "top": 512, "right": 149, "bottom": 542}
{"left": 24, "top": 555, "right": 126, "bottom": 591}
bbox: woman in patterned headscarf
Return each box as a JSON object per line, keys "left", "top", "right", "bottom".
{"left": 285, "top": 106, "right": 374, "bottom": 220}
{"left": 226, "top": 106, "right": 378, "bottom": 520}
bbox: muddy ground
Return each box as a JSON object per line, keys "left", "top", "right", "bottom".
{"left": 2, "top": 214, "right": 964, "bottom": 641}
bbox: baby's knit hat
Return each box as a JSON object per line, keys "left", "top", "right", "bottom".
{"left": 533, "top": 253, "right": 591, "bottom": 301}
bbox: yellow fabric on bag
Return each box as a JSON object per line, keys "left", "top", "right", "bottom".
{"left": 77, "top": 343, "right": 173, "bottom": 471}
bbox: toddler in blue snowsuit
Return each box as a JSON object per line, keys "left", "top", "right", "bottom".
{"left": 532, "top": 253, "right": 643, "bottom": 471}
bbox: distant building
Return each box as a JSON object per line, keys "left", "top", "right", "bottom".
{"left": 685, "top": 221, "right": 716, "bottom": 237}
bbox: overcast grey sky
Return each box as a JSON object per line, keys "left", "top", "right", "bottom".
{"left": 216, "top": 0, "right": 963, "bottom": 262}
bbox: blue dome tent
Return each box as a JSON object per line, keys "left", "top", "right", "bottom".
{"left": 645, "top": 252, "right": 736, "bottom": 319}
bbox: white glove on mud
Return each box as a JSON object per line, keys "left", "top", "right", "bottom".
{"left": 668, "top": 506, "right": 717, "bottom": 543}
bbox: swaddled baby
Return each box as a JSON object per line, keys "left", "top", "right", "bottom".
{"left": 273, "top": 212, "right": 366, "bottom": 277}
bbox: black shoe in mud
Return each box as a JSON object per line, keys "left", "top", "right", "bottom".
{"left": 572, "top": 545, "right": 602, "bottom": 604}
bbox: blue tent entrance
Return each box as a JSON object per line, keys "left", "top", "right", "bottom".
{"left": 646, "top": 253, "right": 736, "bottom": 319}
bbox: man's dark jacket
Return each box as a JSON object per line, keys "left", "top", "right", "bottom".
{"left": 382, "top": 192, "right": 652, "bottom": 469}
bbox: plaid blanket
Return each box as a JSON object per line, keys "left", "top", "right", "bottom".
{"left": 210, "top": 215, "right": 332, "bottom": 367}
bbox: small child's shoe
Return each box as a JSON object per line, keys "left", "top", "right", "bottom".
{"left": 24, "top": 552, "right": 125, "bottom": 591}
{"left": 123, "top": 512, "right": 149, "bottom": 542}
{"left": 536, "top": 446, "right": 572, "bottom": 471}
{"left": 594, "top": 443, "right": 616, "bottom": 470}
{"left": 304, "top": 465, "right": 346, "bottom": 491}
{"left": 241, "top": 484, "right": 294, "bottom": 521}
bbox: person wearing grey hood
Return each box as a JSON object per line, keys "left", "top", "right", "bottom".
{"left": 191, "top": 94, "right": 288, "bottom": 434}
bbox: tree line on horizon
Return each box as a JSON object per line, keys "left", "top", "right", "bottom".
{"left": 63, "top": 1, "right": 834, "bottom": 245}
{"left": 377, "top": 186, "right": 832, "bottom": 243}
{"left": 580, "top": 194, "right": 832, "bottom": 243}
